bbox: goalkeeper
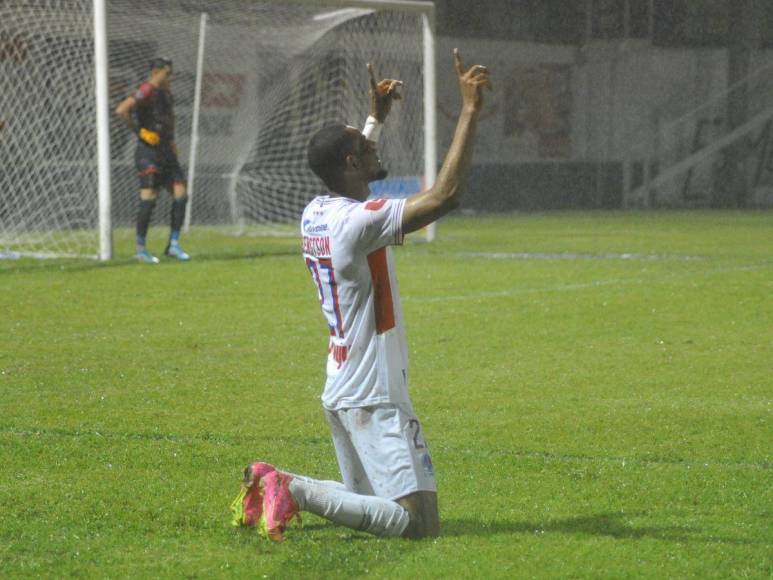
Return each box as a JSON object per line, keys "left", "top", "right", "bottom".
{"left": 232, "top": 49, "right": 490, "bottom": 541}
{"left": 116, "top": 57, "right": 190, "bottom": 263}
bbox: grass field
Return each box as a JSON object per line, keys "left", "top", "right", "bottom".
{"left": 1, "top": 211, "right": 771, "bottom": 578}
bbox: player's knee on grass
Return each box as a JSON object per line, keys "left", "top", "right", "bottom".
{"left": 397, "top": 491, "right": 440, "bottom": 539}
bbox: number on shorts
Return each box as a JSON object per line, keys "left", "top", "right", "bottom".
{"left": 408, "top": 419, "right": 425, "bottom": 449}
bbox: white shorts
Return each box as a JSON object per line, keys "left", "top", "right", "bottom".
{"left": 324, "top": 402, "right": 437, "bottom": 501}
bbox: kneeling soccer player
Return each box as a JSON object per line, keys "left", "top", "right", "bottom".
{"left": 232, "top": 49, "right": 490, "bottom": 540}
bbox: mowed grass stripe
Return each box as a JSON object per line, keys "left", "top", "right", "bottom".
{"left": 2, "top": 425, "right": 770, "bottom": 471}
{"left": 1, "top": 211, "right": 771, "bottom": 578}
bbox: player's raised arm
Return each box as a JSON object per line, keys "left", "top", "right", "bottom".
{"left": 363, "top": 63, "right": 402, "bottom": 140}
{"left": 368, "top": 62, "right": 402, "bottom": 123}
{"left": 401, "top": 48, "right": 490, "bottom": 234}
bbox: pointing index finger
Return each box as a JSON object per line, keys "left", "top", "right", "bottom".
{"left": 367, "top": 62, "right": 378, "bottom": 90}
{"left": 453, "top": 48, "right": 464, "bottom": 76}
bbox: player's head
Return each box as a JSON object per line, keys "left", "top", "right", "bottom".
{"left": 307, "top": 124, "right": 386, "bottom": 195}
{"left": 149, "top": 57, "right": 173, "bottom": 87}
{"left": 150, "top": 57, "right": 173, "bottom": 73}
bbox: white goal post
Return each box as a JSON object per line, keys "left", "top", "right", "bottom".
{"left": 0, "top": 0, "right": 436, "bottom": 260}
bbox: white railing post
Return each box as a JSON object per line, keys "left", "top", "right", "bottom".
{"left": 184, "top": 12, "right": 208, "bottom": 232}
{"left": 94, "top": 0, "right": 112, "bottom": 260}
{"left": 421, "top": 8, "right": 437, "bottom": 242}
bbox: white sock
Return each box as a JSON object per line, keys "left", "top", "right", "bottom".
{"left": 288, "top": 477, "right": 410, "bottom": 537}
{"left": 284, "top": 472, "right": 346, "bottom": 492}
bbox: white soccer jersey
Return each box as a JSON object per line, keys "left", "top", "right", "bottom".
{"left": 300, "top": 195, "right": 409, "bottom": 410}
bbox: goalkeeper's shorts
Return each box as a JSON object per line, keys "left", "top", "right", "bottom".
{"left": 136, "top": 141, "right": 185, "bottom": 191}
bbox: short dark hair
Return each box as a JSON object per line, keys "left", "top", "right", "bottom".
{"left": 150, "top": 57, "right": 173, "bottom": 72}
{"left": 307, "top": 124, "right": 359, "bottom": 193}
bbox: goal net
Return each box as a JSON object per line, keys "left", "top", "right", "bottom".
{"left": 0, "top": 0, "right": 432, "bottom": 259}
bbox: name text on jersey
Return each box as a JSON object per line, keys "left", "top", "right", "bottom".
{"left": 303, "top": 235, "right": 331, "bottom": 257}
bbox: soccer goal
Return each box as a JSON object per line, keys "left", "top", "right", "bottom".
{"left": 0, "top": 0, "right": 436, "bottom": 260}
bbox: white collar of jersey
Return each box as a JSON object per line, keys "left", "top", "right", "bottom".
{"left": 318, "top": 194, "right": 361, "bottom": 204}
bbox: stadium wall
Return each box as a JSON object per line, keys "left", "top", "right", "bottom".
{"left": 7, "top": 3, "right": 772, "bottom": 225}
{"left": 107, "top": 30, "right": 773, "bottom": 220}
{"left": 105, "top": 31, "right": 773, "bottom": 220}
{"left": 434, "top": 35, "right": 773, "bottom": 211}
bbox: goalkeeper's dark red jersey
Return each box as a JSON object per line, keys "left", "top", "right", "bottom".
{"left": 134, "top": 82, "right": 175, "bottom": 142}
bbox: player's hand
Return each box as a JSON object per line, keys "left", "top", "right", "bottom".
{"left": 139, "top": 127, "right": 161, "bottom": 146}
{"left": 453, "top": 48, "right": 491, "bottom": 114}
{"left": 368, "top": 63, "right": 402, "bottom": 123}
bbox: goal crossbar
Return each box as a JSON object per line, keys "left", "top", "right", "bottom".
{"left": 259, "top": 0, "right": 434, "bottom": 12}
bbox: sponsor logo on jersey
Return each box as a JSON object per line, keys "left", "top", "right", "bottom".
{"left": 303, "top": 219, "right": 328, "bottom": 234}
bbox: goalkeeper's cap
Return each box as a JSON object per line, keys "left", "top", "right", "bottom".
{"left": 150, "top": 57, "right": 173, "bottom": 72}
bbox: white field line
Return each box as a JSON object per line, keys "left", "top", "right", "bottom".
{"left": 3, "top": 424, "right": 767, "bottom": 470}
{"left": 457, "top": 251, "right": 704, "bottom": 261}
{"left": 406, "top": 278, "right": 638, "bottom": 303}
{"left": 404, "top": 261, "right": 772, "bottom": 304}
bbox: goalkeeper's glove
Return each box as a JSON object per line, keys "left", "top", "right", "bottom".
{"left": 138, "top": 127, "right": 160, "bottom": 146}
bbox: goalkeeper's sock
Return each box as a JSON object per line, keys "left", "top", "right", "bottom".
{"left": 287, "top": 476, "right": 409, "bottom": 537}
{"left": 170, "top": 197, "right": 187, "bottom": 239}
{"left": 136, "top": 199, "right": 156, "bottom": 248}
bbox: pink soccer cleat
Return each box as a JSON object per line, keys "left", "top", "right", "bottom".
{"left": 230, "top": 462, "right": 275, "bottom": 527}
{"left": 259, "top": 470, "right": 302, "bottom": 542}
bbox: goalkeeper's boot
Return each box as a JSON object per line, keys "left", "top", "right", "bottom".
{"left": 135, "top": 248, "right": 160, "bottom": 264}
{"left": 231, "top": 462, "right": 275, "bottom": 527}
{"left": 165, "top": 241, "right": 190, "bottom": 261}
{"left": 259, "top": 470, "right": 301, "bottom": 542}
